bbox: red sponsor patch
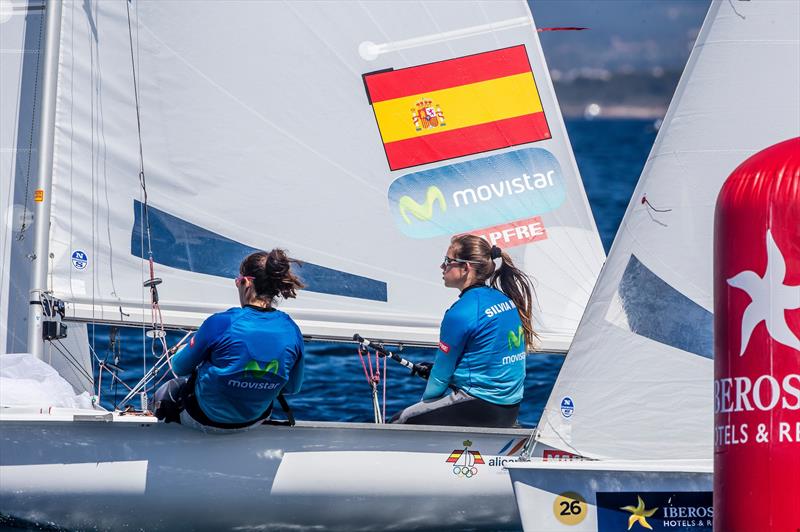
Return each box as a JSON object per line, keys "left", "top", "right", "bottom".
{"left": 543, "top": 449, "right": 581, "bottom": 461}
{"left": 190, "top": 336, "right": 195, "bottom": 348}
{"left": 438, "top": 340, "right": 451, "bottom": 353}
{"left": 469, "top": 216, "right": 547, "bottom": 249}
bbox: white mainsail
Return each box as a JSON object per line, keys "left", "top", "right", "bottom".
{"left": 535, "top": 0, "right": 800, "bottom": 459}
{"left": 47, "top": 0, "right": 603, "bottom": 352}
{"left": 1, "top": 1, "right": 42, "bottom": 354}
{"left": 1, "top": 2, "right": 94, "bottom": 395}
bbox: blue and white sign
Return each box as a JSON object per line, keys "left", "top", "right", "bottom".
{"left": 596, "top": 491, "right": 713, "bottom": 531}
{"left": 560, "top": 396, "right": 574, "bottom": 419}
{"left": 71, "top": 250, "right": 88, "bottom": 270}
{"left": 387, "top": 148, "right": 566, "bottom": 239}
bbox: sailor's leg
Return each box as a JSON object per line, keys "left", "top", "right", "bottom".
{"left": 392, "top": 390, "right": 521, "bottom": 427}
{"left": 151, "top": 376, "right": 188, "bottom": 423}
{"left": 390, "top": 390, "right": 476, "bottom": 425}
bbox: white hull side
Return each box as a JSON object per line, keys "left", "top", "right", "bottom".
{"left": 0, "top": 411, "right": 537, "bottom": 531}
{"left": 506, "top": 460, "right": 712, "bottom": 531}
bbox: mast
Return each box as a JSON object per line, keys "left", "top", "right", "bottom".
{"left": 26, "top": 0, "right": 62, "bottom": 360}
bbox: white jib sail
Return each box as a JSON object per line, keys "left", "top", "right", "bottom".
{"left": 535, "top": 0, "right": 800, "bottom": 459}
{"left": 47, "top": 1, "right": 603, "bottom": 351}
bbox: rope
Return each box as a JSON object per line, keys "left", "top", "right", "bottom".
{"left": 641, "top": 194, "right": 672, "bottom": 213}
{"left": 357, "top": 345, "right": 385, "bottom": 423}
{"left": 125, "top": 1, "right": 152, "bottom": 258}
{"left": 15, "top": 10, "right": 44, "bottom": 241}
{"left": 118, "top": 330, "right": 192, "bottom": 409}
{"left": 87, "top": 330, "right": 136, "bottom": 410}
{"left": 51, "top": 340, "right": 94, "bottom": 385}
{"left": 357, "top": 345, "right": 373, "bottom": 385}
{"left": 125, "top": 1, "right": 168, "bottom": 400}
{"left": 382, "top": 354, "right": 387, "bottom": 424}
{"left": 536, "top": 27, "right": 588, "bottom": 32}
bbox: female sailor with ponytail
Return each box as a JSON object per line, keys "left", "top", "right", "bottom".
{"left": 392, "top": 235, "right": 536, "bottom": 427}
{"left": 151, "top": 249, "right": 306, "bottom": 432}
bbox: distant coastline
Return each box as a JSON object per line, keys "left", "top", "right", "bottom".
{"left": 553, "top": 69, "right": 681, "bottom": 119}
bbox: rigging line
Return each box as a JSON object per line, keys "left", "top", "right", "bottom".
{"left": 102, "top": 370, "right": 133, "bottom": 391}
{"left": 125, "top": 0, "right": 153, "bottom": 260}
{"left": 119, "top": 353, "right": 173, "bottom": 406}
{"left": 120, "top": 327, "right": 190, "bottom": 404}
{"left": 126, "top": 2, "right": 167, "bottom": 388}
{"left": 94, "top": 359, "right": 133, "bottom": 392}
{"left": 90, "top": 0, "right": 101, "bottom": 365}
{"left": 49, "top": 342, "right": 91, "bottom": 387}
{"left": 381, "top": 354, "right": 386, "bottom": 424}
{"left": 104, "top": 369, "right": 133, "bottom": 392}
{"left": 53, "top": 338, "right": 94, "bottom": 383}
{"left": 86, "top": 335, "right": 113, "bottom": 366}
{"left": 16, "top": 8, "right": 44, "bottom": 241}
{"left": 641, "top": 194, "right": 673, "bottom": 213}
{"left": 95, "top": 360, "right": 135, "bottom": 410}
{"left": 51, "top": 340, "right": 94, "bottom": 385}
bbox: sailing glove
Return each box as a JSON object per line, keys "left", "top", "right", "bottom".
{"left": 411, "top": 361, "right": 433, "bottom": 380}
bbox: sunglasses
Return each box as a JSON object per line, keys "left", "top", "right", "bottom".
{"left": 441, "top": 256, "right": 477, "bottom": 268}
{"left": 234, "top": 274, "right": 255, "bottom": 287}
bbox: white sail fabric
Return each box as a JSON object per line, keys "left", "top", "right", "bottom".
{"left": 536, "top": 0, "right": 800, "bottom": 459}
{"left": 0, "top": 2, "right": 25, "bottom": 353}
{"left": 48, "top": 1, "right": 603, "bottom": 350}
{"left": 1, "top": 1, "right": 43, "bottom": 354}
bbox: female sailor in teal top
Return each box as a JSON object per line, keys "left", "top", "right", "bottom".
{"left": 152, "top": 249, "right": 305, "bottom": 431}
{"left": 393, "top": 235, "right": 536, "bottom": 427}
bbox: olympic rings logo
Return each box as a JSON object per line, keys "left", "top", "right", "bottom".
{"left": 452, "top": 465, "right": 479, "bottom": 478}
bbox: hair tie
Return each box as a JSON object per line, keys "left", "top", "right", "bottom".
{"left": 490, "top": 245, "right": 502, "bottom": 260}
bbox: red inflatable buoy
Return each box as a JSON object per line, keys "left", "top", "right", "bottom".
{"left": 714, "top": 137, "right": 800, "bottom": 532}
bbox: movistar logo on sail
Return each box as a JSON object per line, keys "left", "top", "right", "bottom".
{"left": 387, "top": 148, "right": 566, "bottom": 239}
{"left": 399, "top": 186, "right": 446, "bottom": 223}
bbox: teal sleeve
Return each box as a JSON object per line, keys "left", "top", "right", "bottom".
{"left": 170, "top": 313, "right": 227, "bottom": 376}
{"left": 423, "top": 307, "right": 470, "bottom": 400}
{"left": 282, "top": 335, "right": 304, "bottom": 395}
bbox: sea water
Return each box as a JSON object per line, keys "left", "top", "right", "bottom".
{"left": 88, "top": 118, "right": 655, "bottom": 427}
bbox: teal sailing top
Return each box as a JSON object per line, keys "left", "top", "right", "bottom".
{"left": 171, "top": 305, "right": 304, "bottom": 424}
{"left": 424, "top": 285, "right": 526, "bottom": 405}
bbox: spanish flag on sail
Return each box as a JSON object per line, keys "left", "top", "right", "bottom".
{"left": 364, "top": 45, "right": 550, "bottom": 171}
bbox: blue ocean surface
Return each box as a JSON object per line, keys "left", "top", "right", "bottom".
{"left": 89, "top": 119, "right": 655, "bottom": 427}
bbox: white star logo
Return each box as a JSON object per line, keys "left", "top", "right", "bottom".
{"left": 727, "top": 229, "right": 800, "bottom": 356}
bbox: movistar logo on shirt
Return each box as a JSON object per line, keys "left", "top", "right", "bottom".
{"left": 227, "top": 359, "right": 282, "bottom": 390}
{"left": 503, "top": 327, "right": 526, "bottom": 365}
{"left": 244, "top": 359, "right": 279, "bottom": 379}
{"left": 387, "top": 148, "right": 565, "bottom": 239}
{"left": 508, "top": 326, "right": 524, "bottom": 350}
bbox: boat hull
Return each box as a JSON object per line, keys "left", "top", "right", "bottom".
{"left": 506, "top": 459, "right": 712, "bottom": 531}
{"left": 0, "top": 412, "right": 534, "bottom": 531}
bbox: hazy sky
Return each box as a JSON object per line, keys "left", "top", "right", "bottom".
{"left": 529, "top": 0, "right": 711, "bottom": 73}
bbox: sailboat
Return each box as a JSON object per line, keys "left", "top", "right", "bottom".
{"left": 0, "top": 1, "right": 606, "bottom": 529}
{"left": 506, "top": 0, "right": 800, "bottom": 530}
